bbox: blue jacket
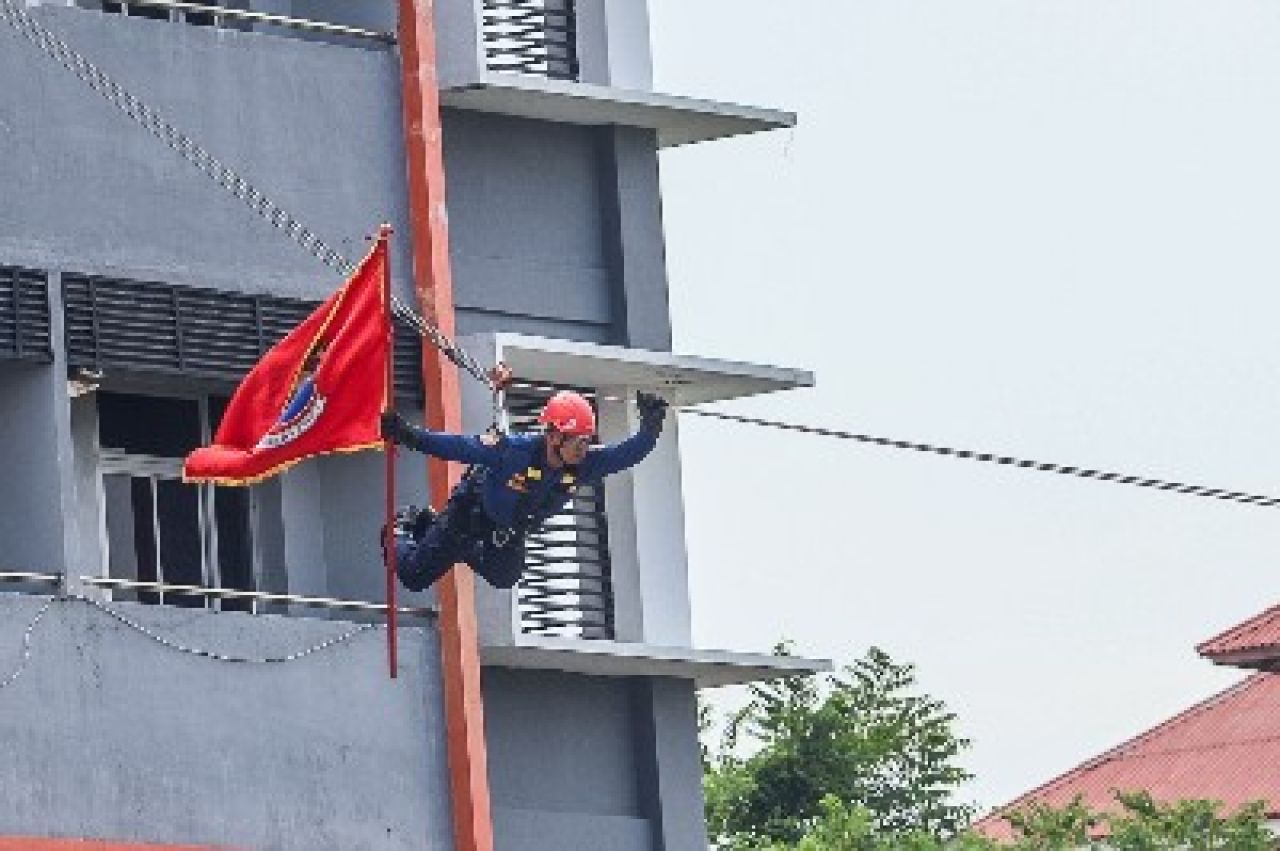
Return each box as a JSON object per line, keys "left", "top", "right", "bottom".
{"left": 399, "top": 423, "right": 660, "bottom": 530}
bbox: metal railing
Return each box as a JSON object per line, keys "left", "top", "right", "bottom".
{"left": 0, "top": 571, "right": 62, "bottom": 586}
{"left": 89, "top": 0, "right": 395, "bottom": 44}
{"left": 81, "top": 577, "right": 436, "bottom": 618}
{"left": 481, "top": 0, "right": 578, "bottom": 81}
{"left": 506, "top": 387, "right": 614, "bottom": 640}
{"left": 0, "top": 572, "right": 432, "bottom": 619}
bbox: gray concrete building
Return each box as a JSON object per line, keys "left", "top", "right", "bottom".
{"left": 0, "top": 1, "right": 828, "bottom": 848}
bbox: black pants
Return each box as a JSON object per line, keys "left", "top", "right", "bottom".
{"left": 395, "top": 505, "right": 525, "bottom": 592}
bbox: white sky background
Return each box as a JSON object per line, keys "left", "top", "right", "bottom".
{"left": 648, "top": 1, "right": 1280, "bottom": 812}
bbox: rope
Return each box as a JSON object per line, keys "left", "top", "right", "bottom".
{"left": 683, "top": 408, "right": 1280, "bottom": 509}
{"left": 506, "top": 381, "right": 1280, "bottom": 509}
{"left": 0, "top": 598, "right": 52, "bottom": 691}
{"left": 75, "top": 595, "right": 375, "bottom": 663}
{"left": 0, "top": 0, "right": 494, "bottom": 391}
{"left": 0, "top": 595, "right": 375, "bottom": 686}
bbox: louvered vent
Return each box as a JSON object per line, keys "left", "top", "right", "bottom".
{"left": 482, "top": 0, "right": 579, "bottom": 81}
{"left": 506, "top": 386, "right": 615, "bottom": 640}
{"left": 0, "top": 267, "right": 52, "bottom": 363}
{"left": 63, "top": 273, "right": 424, "bottom": 398}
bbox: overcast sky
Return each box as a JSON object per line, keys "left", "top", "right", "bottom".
{"left": 648, "top": 0, "right": 1280, "bottom": 812}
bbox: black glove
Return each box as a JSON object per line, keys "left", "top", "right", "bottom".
{"left": 381, "top": 411, "right": 410, "bottom": 445}
{"left": 636, "top": 392, "right": 669, "bottom": 432}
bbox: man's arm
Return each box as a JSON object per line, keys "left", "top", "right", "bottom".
{"left": 381, "top": 412, "right": 503, "bottom": 465}
{"left": 581, "top": 393, "right": 668, "bottom": 479}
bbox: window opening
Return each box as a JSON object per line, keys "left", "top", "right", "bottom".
{"left": 97, "top": 392, "right": 258, "bottom": 610}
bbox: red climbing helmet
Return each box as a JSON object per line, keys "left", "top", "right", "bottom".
{"left": 538, "top": 391, "right": 596, "bottom": 437}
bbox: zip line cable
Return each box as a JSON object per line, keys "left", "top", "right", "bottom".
{"left": 507, "top": 381, "right": 1280, "bottom": 509}
{"left": 0, "top": 0, "right": 495, "bottom": 391}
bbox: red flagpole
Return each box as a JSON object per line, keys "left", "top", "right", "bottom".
{"left": 381, "top": 223, "right": 399, "bottom": 679}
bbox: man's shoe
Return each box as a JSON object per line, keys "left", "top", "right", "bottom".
{"left": 381, "top": 505, "right": 422, "bottom": 564}
{"left": 410, "top": 505, "right": 436, "bottom": 539}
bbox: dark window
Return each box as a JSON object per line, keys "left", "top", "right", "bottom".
{"left": 98, "top": 392, "right": 258, "bottom": 609}
{"left": 98, "top": 393, "right": 202, "bottom": 456}
{"left": 157, "top": 479, "right": 203, "bottom": 607}
{"left": 214, "top": 486, "right": 254, "bottom": 611}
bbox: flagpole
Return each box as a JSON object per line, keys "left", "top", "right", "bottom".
{"left": 381, "top": 223, "right": 399, "bottom": 679}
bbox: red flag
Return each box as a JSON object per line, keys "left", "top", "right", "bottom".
{"left": 184, "top": 237, "right": 391, "bottom": 485}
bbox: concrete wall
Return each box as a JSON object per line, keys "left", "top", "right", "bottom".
{"left": 576, "top": 0, "right": 654, "bottom": 91}
{"left": 442, "top": 117, "right": 673, "bottom": 351}
{"left": 0, "top": 363, "right": 68, "bottom": 575}
{"left": 442, "top": 110, "right": 619, "bottom": 345}
{"left": 0, "top": 593, "right": 452, "bottom": 850}
{"left": 483, "top": 667, "right": 650, "bottom": 850}
{"left": 482, "top": 667, "right": 707, "bottom": 851}
{"left": 0, "top": 6, "right": 412, "bottom": 301}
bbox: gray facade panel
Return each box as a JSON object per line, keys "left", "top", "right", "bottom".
{"left": 493, "top": 807, "right": 653, "bottom": 851}
{"left": 601, "top": 127, "right": 672, "bottom": 353}
{"left": 0, "top": 363, "right": 69, "bottom": 574}
{"left": 483, "top": 669, "right": 711, "bottom": 851}
{"left": 482, "top": 667, "right": 642, "bottom": 818}
{"left": 443, "top": 110, "right": 617, "bottom": 342}
{"left": 289, "top": 0, "right": 397, "bottom": 35}
{"left": 455, "top": 307, "right": 614, "bottom": 345}
{"left": 0, "top": 594, "right": 453, "bottom": 850}
{"left": 450, "top": 253, "right": 613, "bottom": 327}
{"left": 0, "top": 7, "right": 412, "bottom": 300}
{"left": 636, "top": 679, "right": 710, "bottom": 851}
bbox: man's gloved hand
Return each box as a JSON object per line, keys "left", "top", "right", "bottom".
{"left": 636, "top": 392, "right": 669, "bottom": 432}
{"left": 381, "top": 411, "right": 410, "bottom": 445}
{"left": 488, "top": 361, "right": 514, "bottom": 391}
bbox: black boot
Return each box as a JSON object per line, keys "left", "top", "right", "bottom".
{"left": 410, "top": 505, "right": 437, "bottom": 538}
{"left": 381, "top": 505, "right": 427, "bottom": 563}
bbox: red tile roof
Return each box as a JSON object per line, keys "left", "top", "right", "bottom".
{"left": 1198, "top": 604, "right": 1280, "bottom": 670}
{"left": 974, "top": 673, "right": 1280, "bottom": 842}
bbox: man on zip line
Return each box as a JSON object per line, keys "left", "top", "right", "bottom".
{"left": 380, "top": 363, "right": 670, "bottom": 591}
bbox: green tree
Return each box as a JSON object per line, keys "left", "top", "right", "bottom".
{"left": 702, "top": 646, "right": 1273, "bottom": 850}
{"left": 740, "top": 793, "right": 1273, "bottom": 850}
{"left": 703, "top": 645, "right": 975, "bottom": 848}
{"left": 997, "top": 792, "right": 1272, "bottom": 850}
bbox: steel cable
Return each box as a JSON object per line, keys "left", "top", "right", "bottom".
{"left": 682, "top": 408, "right": 1280, "bottom": 509}
{"left": 0, "top": 595, "right": 376, "bottom": 688}
{"left": 505, "top": 381, "right": 1280, "bottom": 509}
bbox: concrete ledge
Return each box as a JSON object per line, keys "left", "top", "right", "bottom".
{"left": 441, "top": 73, "right": 795, "bottom": 148}
{"left": 466, "top": 331, "right": 814, "bottom": 407}
{"left": 481, "top": 634, "right": 832, "bottom": 688}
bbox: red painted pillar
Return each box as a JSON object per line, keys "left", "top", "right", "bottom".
{"left": 397, "top": 2, "right": 495, "bottom": 850}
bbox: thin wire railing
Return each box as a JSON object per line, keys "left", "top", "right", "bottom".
{"left": 80, "top": 576, "right": 436, "bottom": 618}
{"left": 92, "top": 0, "right": 395, "bottom": 43}
{"left": 0, "top": 572, "right": 61, "bottom": 586}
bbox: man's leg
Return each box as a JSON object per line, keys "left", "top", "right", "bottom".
{"left": 397, "top": 511, "right": 466, "bottom": 592}
{"left": 473, "top": 535, "right": 526, "bottom": 590}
